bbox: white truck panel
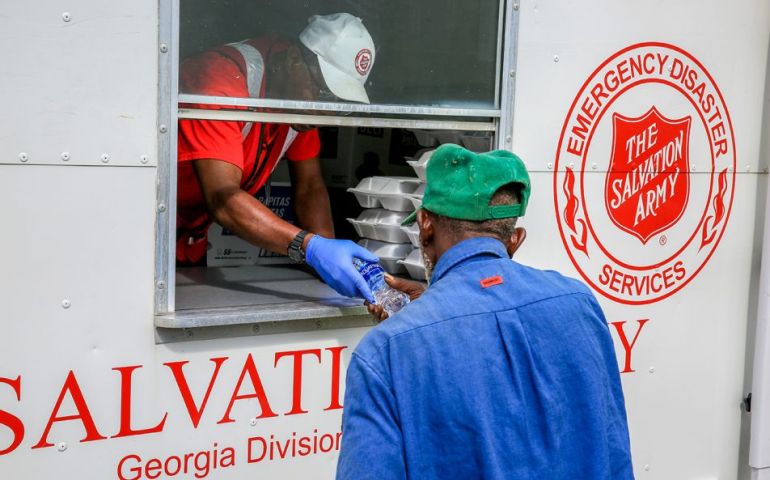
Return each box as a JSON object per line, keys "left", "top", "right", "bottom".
{"left": 0, "top": 0, "right": 769, "bottom": 478}
{"left": 519, "top": 172, "right": 758, "bottom": 478}
{"left": 512, "top": 0, "right": 770, "bottom": 477}
{"left": 749, "top": 29, "right": 770, "bottom": 475}
{"left": 514, "top": 0, "right": 770, "bottom": 173}
{"left": 0, "top": 0, "right": 159, "bottom": 167}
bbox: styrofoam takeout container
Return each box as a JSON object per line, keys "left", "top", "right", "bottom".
{"left": 398, "top": 248, "right": 427, "bottom": 280}
{"left": 404, "top": 149, "right": 434, "bottom": 182}
{"left": 405, "top": 183, "right": 426, "bottom": 210}
{"left": 408, "top": 129, "right": 439, "bottom": 147}
{"left": 400, "top": 223, "right": 421, "bottom": 248}
{"left": 347, "top": 209, "right": 410, "bottom": 244}
{"left": 358, "top": 239, "right": 412, "bottom": 275}
{"left": 348, "top": 176, "right": 421, "bottom": 212}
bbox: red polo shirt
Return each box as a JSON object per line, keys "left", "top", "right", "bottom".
{"left": 176, "top": 36, "right": 321, "bottom": 265}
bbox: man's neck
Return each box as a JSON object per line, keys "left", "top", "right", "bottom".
{"left": 433, "top": 232, "right": 497, "bottom": 264}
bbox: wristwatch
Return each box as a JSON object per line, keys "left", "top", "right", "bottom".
{"left": 287, "top": 230, "right": 310, "bottom": 264}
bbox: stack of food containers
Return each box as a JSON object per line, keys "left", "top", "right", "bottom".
{"left": 347, "top": 177, "right": 421, "bottom": 274}
{"left": 396, "top": 132, "right": 492, "bottom": 281}
{"left": 395, "top": 148, "right": 432, "bottom": 281}
{"left": 348, "top": 132, "right": 491, "bottom": 280}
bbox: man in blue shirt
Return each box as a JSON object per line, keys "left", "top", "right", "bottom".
{"left": 336, "top": 144, "right": 634, "bottom": 479}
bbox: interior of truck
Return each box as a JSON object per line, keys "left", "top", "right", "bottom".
{"left": 166, "top": 0, "right": 505, "bottom": 323}
{"left": 174, "top": 126, "right": 493, "bottom": 314}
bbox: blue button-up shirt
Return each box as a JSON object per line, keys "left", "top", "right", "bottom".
{"left": 337, "top": 237, "right": 633, "bottom": 480}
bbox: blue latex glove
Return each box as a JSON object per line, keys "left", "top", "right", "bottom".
{"left": 305, "top": 235, "right": 379, "bottom": 303}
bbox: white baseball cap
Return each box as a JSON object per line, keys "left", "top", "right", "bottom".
{"left": 299, "top": 13, "right": 375, "bottom": 104}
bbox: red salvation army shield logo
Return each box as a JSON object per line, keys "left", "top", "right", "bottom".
{"left": 554, "top": 43, "right": 735, "bottom": 305}
{"left": 606, "top": 107, "right": 691, "bottom": 244}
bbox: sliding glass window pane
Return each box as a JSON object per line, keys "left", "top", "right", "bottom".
{"left": 179, "top": 0, "right": 502, "bottom": 109}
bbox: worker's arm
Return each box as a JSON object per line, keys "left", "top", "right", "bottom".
{"left": 194, "top": 158, "right": 303, "bottom": 255}
{"left": 336, "top": 355, "right": 406, "bottom": 480}
{"left": 289, "top": 157, "right": 334, "bottom": 238}
{"left": 193, "top": 158, "right": 377, "bottom": 302}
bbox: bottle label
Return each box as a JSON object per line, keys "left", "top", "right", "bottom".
{"left": 355, "top": 260, "right": 386, "bottom": 292}
{"left": 353, "top": 258, "right": 410, "bottom": 314}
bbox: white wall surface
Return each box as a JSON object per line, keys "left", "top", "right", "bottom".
{"left": 0, "top": 0, "right": 158, "bottom": 167}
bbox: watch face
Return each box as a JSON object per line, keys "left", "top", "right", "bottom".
{"left": 288, "top": 244, "right": 304, "bottom": 263}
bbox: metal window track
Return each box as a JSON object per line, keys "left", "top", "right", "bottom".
{"left": 178, "top": 108, "right": 496, "bottom": 131}
{"left": 155, "top": 301, "right": 370, "bottom": 329}
{"left": 178, "top": 94, "right": 501, "bottom": 118}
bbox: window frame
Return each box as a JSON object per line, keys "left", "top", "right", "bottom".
{"left": 154, "top": 0, "right": 520, "bottom": 323}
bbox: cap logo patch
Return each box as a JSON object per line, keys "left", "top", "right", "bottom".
{"left": 355, "top": 49, "right": 372, "bottom": 76}
{"left": 480, "top": 275, "right": 503, "bottom": 288}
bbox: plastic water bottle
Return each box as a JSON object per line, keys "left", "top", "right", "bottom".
{"left": 353, "top": 258, "right": 410, "bottom": 316}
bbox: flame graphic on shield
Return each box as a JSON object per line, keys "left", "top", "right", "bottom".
{"left": 604, "top": 107, "right": 691, "bottom": 244}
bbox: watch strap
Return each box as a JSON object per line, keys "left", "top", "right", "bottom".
{"left": 288, "top": 230, "right": 309, "bottom": 263}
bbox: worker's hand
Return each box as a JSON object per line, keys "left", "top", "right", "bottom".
{"left": 306, "top": 236, "right": 378, "bottom": 303}
{"left": 366, "top": 274, "right": 426, "bottom": 322}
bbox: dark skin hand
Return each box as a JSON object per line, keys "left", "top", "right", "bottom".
{"left": 365, "top": 275, "right": 426, "bottom": 322}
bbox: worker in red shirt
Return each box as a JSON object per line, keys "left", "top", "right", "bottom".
{"left": 177, "top": 13, "right": 379, "bottom": 302}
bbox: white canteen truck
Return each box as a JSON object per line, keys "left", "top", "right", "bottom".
{"left": 1, "top": 0, "right": 769, "bottom": 479}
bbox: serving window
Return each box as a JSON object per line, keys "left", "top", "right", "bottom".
{"left": 154, "top": 0, "right": 518, "bottom": 333}
{"left": 179, "top": 0, "right": 504, "bottom": 108}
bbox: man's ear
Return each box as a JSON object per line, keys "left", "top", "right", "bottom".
{"left": 417, "top": 210, "right": 433, "bottom": 246}
{"left": 506, "top": 226, "right": 527, "bottom": 257}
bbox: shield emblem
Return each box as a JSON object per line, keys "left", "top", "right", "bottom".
{"left": 605, "top": 107, "right": 691, "bottom": 244}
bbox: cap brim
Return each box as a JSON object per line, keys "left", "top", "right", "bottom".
{"left": 317, "top": 56, "right": 370, "bottom": 104}
{"left": 401, "top": 209, "right": 419, "bottom": 226}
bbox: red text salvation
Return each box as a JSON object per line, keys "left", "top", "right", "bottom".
{"left": 0, "top": 346, "right": 348, "bottom": 457}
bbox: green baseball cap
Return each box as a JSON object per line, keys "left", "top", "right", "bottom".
{"left": 402, "top": 143, "right": 530, "bottom": 225}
